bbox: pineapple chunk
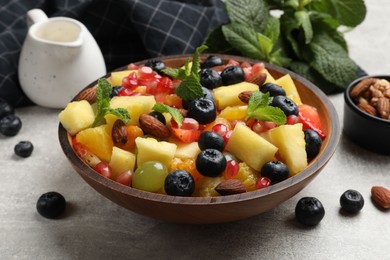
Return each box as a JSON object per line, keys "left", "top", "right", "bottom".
{"left": 275, "top": 74, "right": 302, "bottom": 105}
{"left": 109, "top": 146, "right": 136, "bottom": 179}
{"left": 106, "top": 95, "right": 156, "bottom": 126}
{"left": 76, "top": 124, "right": 113, "bottom": 162}
{"left": 266, "top": 123, "right": 307, "bottom": 175}
{"left": 174, "top": 142, "right": 201, "bottom": 159}
{"left": 59, "top": 100, "right": 95, "bottom": 136}
{"left": 110, "top": 70, "right": 136, "bottom": 86}
{"left": 135, "top": 137, "right": 177, "bottom": 168}
{"left": 219, "top": 105, "right": 248, "bottom": 121}
{"left": 262, "top": 69, "right": 276, "bottom": 84}
{"left": 213, "top": 82, "right": 259, "bottom": 110}
{"left": 226, "top": 123, "right": 278, "bottom": 171}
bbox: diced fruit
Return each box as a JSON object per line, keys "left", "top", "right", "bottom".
{"left": 116, "top": 170, "right": 133, "bottom": 186}
{"left": 109, "top": 146, "right": 136, "bottom": 180}
{"left": 73, "top": 141, "right": 101, "bottom": 167}
{"left": 117, "top": 125, "right": 144, "bottom": 152}
{"left": 59, "top": 100, "right": 95, "bottom": 136}
{"left": 219, "top": 106, "right": 248, "bottom": 121}
{"left": 76, "top": 124, "right": 113, "bottom": 162}
{"left": 203, "top": 117, "right": 232, "bottom": 132}
{"left": 94, "top": 161, "right": 112, "bottom": 178}
{"left": 132, "top": 161, "right": 168, "bottom": 193}
{"left": 235, "top": 162, "right": 258, "bottom": 191}
{"left": 274, "top": 74, "right": 302, "bottom": 105}
{"left": 266, "top": 123, "right": 307, "bottom": 175}
{"left": 262, "top": 69, "right": 276, "bottom": 84}
{"left": 298, "top": 104, "right": 326, "bottom": 139}
{"left": 105, "top": 95, "right": 156, "bottom": 126}
{"left": 213, "top": 81, "right": 259, "bottom": 110}
{"left": 169, "top": 157, "right": 203, "bottom": 181}
{"left": 111, "top": 70, "right": 136, "bottom": 86}
{"left": 226, "top": 123, "right": 278, "bottom": 171}
{"left": 135, "top": 137, "right": 177, "bottom": 168}
{"left": 173, "top": 142, "right": 201, "bottom": 159}
{"left": 194, "top": 176, "right": 223, "bottom": 197}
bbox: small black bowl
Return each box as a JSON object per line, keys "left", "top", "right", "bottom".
{"left": 344, "top": 75, "right": 390, "bottom": 155}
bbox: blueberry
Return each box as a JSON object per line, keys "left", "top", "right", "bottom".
{"left": 295, "top": 197, "right": 325, "bottom": 226}
{"left": 271, "top": 96, "right": 299, "bottom": 116}
{"left": 304, "top": 129, "right": 322, "bottom": 161}
{"left": 36, "top": 191, "right": 66, "bottom": 219}
{"left": 182, "top": 87, "right": 214, "bottom": 109}
{"left": 221, "top": 66, "right": 245, "bottom": 86}
{"left": 260, "top": 82, "right": 286, "bottom": 97}
{"left": 14, "top": 141, "right": 34, "bottom": 158}
{"left": 165, "top": 170, "right": 195, "bottom": 197}
{"left": 260, "top": 161, "right": 289, "bottom": 184}
{"left": 340, "top": 189, "right": 364, "bottom": 214}
{"left": 0, "top": 98, "right": 14, "bottom": 119}
{"left": 0, "top": 114, "right": 22, "bottom": 136}
{"left": 201, "top": 55, "right": 223, "bottom": 69}
{"left": 149, "top": 111, "right": 166, "bottom": 125}
{"left": 187, "top": 98, "right": 217, "bottom": 125}
{"left": 110, "top": 86, "right": 125, "bottom": 98}
{"left": 198, "top": 131, "right": 225, "bottom": 151}
{"left": 196, "top": 148, "right": 227, "bottom": 177}
{"left": 144, "top": 59, "right": 166, "bottom": 73}
{"left": 199, "top": 68, "right": 222, "bottom": 89}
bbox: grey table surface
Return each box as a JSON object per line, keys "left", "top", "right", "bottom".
{"left": 1, "top": 1, "right": 390, "bottom": 259}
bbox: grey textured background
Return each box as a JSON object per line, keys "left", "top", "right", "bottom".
{"left": 1, "top": 0, "right": 390, "bottom": 259}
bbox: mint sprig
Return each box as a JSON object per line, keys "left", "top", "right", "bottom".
{"left": 246, "top": 91, "right": 286, "bottom": 125}
{"left": 204, "top": 0, "right": 367, "bottom": 93}
{"left": 92, "top": 78, "right": 130, "bottom": 127}
{"left": 161, "top": 59, "right": 191, "bottom": 80}
{"left": 152, "top": 103, "right": 183, "bottom": 128}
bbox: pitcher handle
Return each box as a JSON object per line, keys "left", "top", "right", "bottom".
{"left": 26, "top": 9, "right": 48, "bottom": 28}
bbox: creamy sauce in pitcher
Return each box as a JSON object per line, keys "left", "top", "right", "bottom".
{"left": 34, "top": 20, "right": 81, "bottom": 43}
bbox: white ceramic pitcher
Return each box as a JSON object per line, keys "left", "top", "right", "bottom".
{"left": 18, "top": 9, "right": 106, "bottom": 108}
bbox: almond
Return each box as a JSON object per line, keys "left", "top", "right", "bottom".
{"left": 238, "top": 91, "right": 253, "bottom": 103}
{"left": 76, "top": 86, "right": 97, "bottom": 104}
{"left": 376, "top": 97, "right": 390, "bottom": 119}
{"left": 215, "top": 179, "right": 246, "bottom": 196}
{"left": 350, "top": 78, "right": 377, "bottom": 98}
{"left": 247, "top": 72, "right": 267, "bottom": 87}
{"left": 371, "top": 186, "right": 390, "bottom": 209}
{"left": 112, "top": 119, "right": 128, "bottom": 146}
{"left": 357, "top": 102, "right": 377, "bottom": 116}
{"left": 139, "top": 114, "right": 171, "bottom": 138}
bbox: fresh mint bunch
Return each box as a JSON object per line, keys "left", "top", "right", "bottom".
{"left": 246, "top": 91, "right": 286, "bottom": 125}
{"left": 204, "top": 0, "right": 367, "bottom": 93}
{"left": 92, "top": 78, "right": 130, "bottom": 127}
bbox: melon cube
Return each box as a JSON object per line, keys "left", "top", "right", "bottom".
{"left": 275, "top": 74, "right": 302, "bottom": 105}
{"left": 226, "top": 123, "right": 278, "bottom": 171}
{"left": 110, "top": 70, "right": 136, "bottom": 86}
{"left": 109, "top": 146, "right": 136, "bottom": 179}
{"left": 266, "top": 123, "right": 307, "bottom": 175}
{"left": 262, "top": 69, "right": 276, "bottom": 84}
{"left": 135, "top": 137, "right": 177, "bottom": 168}
{"left": 76, "top": 124, "right": 113, "bottom": 162}
{"left": 174, "top": 142, "right": 201, "bottom": 159}
{"left": 59, "top": 100, "right": 95, "bottom": 135}
{"left": 219, "top": 105, "right": 248, "bottom": 121}
{"left": 213, "top": 82, "right": 259, "bottom": 110}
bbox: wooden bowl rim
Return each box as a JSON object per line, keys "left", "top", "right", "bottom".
{"left": 58, "top": 54, "right": 341, "bottom": 206}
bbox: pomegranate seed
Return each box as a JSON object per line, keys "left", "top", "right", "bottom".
{"left": 156, "top": 76, "right": 174, "bottom": 93}
{"left": 231, "top": 120, "right": 245, "bottom": 129}
{"left": 94, "top": 162, "right": 112, "bottom": 179}
{"left": 212, "top": 123, "right": 228, "bottom": 136}
{"left": 256, "top": 177, "right": 271, "bottom": 189}
{"left": 263, "top": 121, "right": 277, "bottom": 130}
{"left": 240, "top": 61, "right": 252, "bottom": 68}
{"left": 225, "top": 160, "right": 239, "bottom": 179}
{"left": 243, "top": 67, "right": 253, "bottom": 81}
{"left": 223, "top": 130, "right": 233, "bottom": 143}
{"left": 286, "top": 115, "right": 299, "bottom": 125}
{"left": 138, "top": 66, "right": 154, "bottom": 78}
{"left": 251, "top": 121, "right": 264, "bottom": 134}
{"left": 127, "top": 63, "right": 139, "bottom": 70}
{"left": 118, "top": 88, "right": 134, "bottom": 96}
{"left": 116, "top": 170, "right": 133, "bottom": 186}
{"left": 226, "top": 59, "right": 240, "bottom": 66}
{"left": 252, "top": 62, "right": 265, "bottom": 75}
{"left": 181, "top": 118, "right": 199, "bottom": 130}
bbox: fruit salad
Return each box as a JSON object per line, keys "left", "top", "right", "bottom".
{"left": 59, "top": 46, "right": 325, "bottom": 197}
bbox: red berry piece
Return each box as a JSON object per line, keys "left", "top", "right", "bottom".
{"left": 94, "top": 162, "right": 112, "bottom": 179}
{"left": 255, "top": 177, "right": 271, "bottom": 189}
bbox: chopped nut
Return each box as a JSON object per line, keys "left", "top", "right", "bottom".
{"left": 377, "top": 97, "right": 390, "bottom": 119}
{"left": 357, "top": 102, "right": 377, "bottom": 116}
{"left": 350, "top": 78, "right": 377, "bottom": 98}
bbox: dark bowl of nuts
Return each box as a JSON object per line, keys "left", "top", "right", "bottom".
{"left": 344, "top": 75, "right": 390, "bottom": 155}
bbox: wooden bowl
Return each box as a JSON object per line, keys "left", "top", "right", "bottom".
{"left": 58, "top": 54, "right": 341, "bottom": 224}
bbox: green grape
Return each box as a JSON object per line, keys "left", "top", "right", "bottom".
{"left": 132, "top": 161, "right": 168, "bottom": 193}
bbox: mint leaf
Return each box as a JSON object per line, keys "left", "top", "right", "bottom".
{"left": 92, "top": 78, "right": 130, "bottom": 127}
{"left": 306, "top": 32, "right": 358, "bottom": 88}
{"left": 222, "top": 23, "right": 265, "bottom": 60}
{"left": 152, "top": 103, "right": 183, "bottom": 128}
{"left": 191, "top": 45, "right": 207, "bottom": 75}
{"left": 328, "top": 0, "right": 366, "bottom": 27}
{"left": 203, "top": 26, "right": 237, "bottom": 54}
{"left": 295, "top": 11, "right": 313, "bottom": 44}
{"left": 247, "top": 91, "right": 271, "bottom": 114}
{"left": 226, "top": 0, "right": 269, "bottom": 31}
{"left": 263, "top": 16, "right": 280, "bottom": 44}
{"left": 248, "top": 106, "right": 287, "bottom": 125}
{"left": 175, "top": 72, "right": 203, "bottom": 101}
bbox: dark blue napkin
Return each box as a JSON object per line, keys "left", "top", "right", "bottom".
{"left": 0, "top": 0, "right": 227, "bottom": 107}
